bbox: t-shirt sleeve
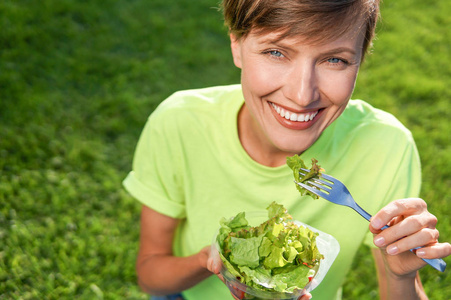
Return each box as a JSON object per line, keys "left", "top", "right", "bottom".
{"left": 122, "top": 109, "right": 186, "bottom": 219}
{"left": 363, "top": 132, "right": 421, "bottom": 248}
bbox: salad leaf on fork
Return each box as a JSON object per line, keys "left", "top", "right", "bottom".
{"left": 286, "top": 155, "right": 323, "bottom": 199}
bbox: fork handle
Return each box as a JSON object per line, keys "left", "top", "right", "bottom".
{"left": 349, "top": 201, "right": 373, "bottom": 223}
{"left": 349, "top": 202, "right": 390, "bottom": 230}
{"left": 350, "top": 202, "right": 446, "bottom": 272}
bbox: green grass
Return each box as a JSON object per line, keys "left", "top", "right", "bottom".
{"left": 0, "top": 0, "right": 449, "bottom": 299}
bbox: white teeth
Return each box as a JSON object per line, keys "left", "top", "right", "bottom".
{"left": 297, "top": 114, "right": 305, "bottom": 122}
{"left": 271, "top": 102, "right": 318, "bottom": 122}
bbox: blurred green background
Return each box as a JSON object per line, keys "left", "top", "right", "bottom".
{"left": 1, "top": 0, "right": 450, "bottom": 299}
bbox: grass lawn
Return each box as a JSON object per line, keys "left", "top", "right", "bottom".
{"left": 1, "top": 0, "right": 450, "bottom": 299}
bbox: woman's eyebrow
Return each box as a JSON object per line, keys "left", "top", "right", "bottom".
{"left": 256, "top": 38, "right": 295, "bottom": 51}
{"left": 322, "top": 47, "right": 358, "bottom": 56}
{"left": 256, "top": 37, "right": 283, "bottom": 46}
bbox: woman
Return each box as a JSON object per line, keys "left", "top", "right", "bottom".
{"left": 123, "top": 0, "right": 451, "bottom": 299}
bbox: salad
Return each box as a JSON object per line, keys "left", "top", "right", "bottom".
{"left": 286, "top": 155, "right": 323, "bottom": 199}
{"left": 216, "top": 202, "right": 324, "bottom": 294}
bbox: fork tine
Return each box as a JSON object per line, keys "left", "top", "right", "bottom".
{"left": 317, "top": 172, "right": 335, "bottom": 182}
{"left": 298, "top": 168, "right": 333, "bottom": 188}
{"left": 305, "top": 179, "right": 332, "bottom": 191}
{"left": 300, "top": 168, "right": 333, "bottom": 181}
{"left": 307, "top": 177, "right": 333, "bottom": 189}
{"left": 299, "top": 168, "right": 310, "bottom": 175}
{"left": 295, "top": 181, "right": 330, "bottom": 199}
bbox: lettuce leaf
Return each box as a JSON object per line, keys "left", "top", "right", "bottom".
{"left": 217, "top": 202, "right": 323, "bottom": 293}
{"left": 286, "top": 155, "right": 323, "bottom": 199}
{"left": 272, "top": 265, "right": 311, "bottom": 292}
{"left": 230, "top": 235, "right": 263, "bottom": 268}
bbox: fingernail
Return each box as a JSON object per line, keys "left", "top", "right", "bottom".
{"left": 372, "top": 218, "right": 383, "bottom": 229}
{"left": 387, "top": 245, "right": 399, "bottom": 255}
{"left": 416, "top": 249, "right": 426, "bottom": 257}
{"left": 374, "top": 236, "right": 385, "bottom": 247}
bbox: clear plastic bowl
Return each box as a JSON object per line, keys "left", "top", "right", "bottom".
{"left": 212, "top": 211, "right": 340, "bottom": 299}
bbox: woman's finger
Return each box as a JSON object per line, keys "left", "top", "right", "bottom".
{"left": 370, "top": 198, "right": 429, "bottom": 230}
{"left": 298, "top": 293, "right": 312, "bottom": 300}
{"left": 415, "top": 242, "right": 451, "bottom": 260}
{"left": 376, "top": 228, "right": 439, "bottom": 255}
{"left": 217, "top": 273, "right": 225, "bottom": 282}
{"left": 372, "top": 214, "right": 438, "bottom": 247}
{"left": 205, "top": 244, "right": 223, "bottom": 274}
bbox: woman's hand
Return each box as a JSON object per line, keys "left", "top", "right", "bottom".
{"left": 369, "top": 198, "right": 451, "bottom": 277}
{"left": 202, "top": 245, "right": 222, "bottom": 275}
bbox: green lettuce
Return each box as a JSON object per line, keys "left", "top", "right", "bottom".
{"left": 286, "top": 155, "right": 323, "bottom": 199}
{"left": 217, "top": 202, "right": 323, "bottom": 293}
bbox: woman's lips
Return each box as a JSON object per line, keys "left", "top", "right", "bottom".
{"left": 269, "top": 102, "right": 323, "bottom": 130}
{"left": 270, "top": 102, "right": 319, "bottom": 121}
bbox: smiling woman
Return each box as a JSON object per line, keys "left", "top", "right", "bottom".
{"left": 122, "top": 0, "right": 451, "bottom": 300}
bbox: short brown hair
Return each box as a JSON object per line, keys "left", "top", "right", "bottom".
{"left": 221, "top": 0, "right": 380, "bottom": 59}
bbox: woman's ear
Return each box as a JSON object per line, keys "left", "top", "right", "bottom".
{"left": 230, "top": 34, "right": 242, "bottom": 69}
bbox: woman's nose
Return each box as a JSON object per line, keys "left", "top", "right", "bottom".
{"left": 284, "top": 63, "right": 319, "bottom": 106}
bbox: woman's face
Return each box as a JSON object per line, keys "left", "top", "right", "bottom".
{"left": 231, "top": 22, "right": 366, "bottom": 166}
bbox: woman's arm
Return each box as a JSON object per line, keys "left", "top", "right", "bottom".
{"left": 136, "top": 205, "right": 212, "bottom": 295}
{"left": 372, "top": 248, "right": 427, "bottom": 300}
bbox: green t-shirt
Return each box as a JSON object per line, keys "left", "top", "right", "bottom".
{"left": 123, "top": 84, "right": 421, "bottom": 300}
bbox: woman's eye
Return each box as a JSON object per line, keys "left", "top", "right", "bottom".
{"left": 267, "top": 50, "right": 284, "bottom": 58}
{"left": 327, "top": 57, "right": 347, "bottom": 64}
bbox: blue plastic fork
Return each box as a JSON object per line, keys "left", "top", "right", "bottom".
{"left": 295, "top": 168, "right": 446, "bottom": 272}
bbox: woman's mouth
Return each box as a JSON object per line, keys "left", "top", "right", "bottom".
{"left": 270, "top": 102, "right": 318, "bottom": 122}
{"left": 269, "top": 102, "right": 323, "bottom": 130}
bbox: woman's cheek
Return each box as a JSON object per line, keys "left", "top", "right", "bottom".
{"left": 244, "top": 65, "right": 284, "bottom": 95}
{"left": 319, "top": 70, "right": 358, "bottom": 105}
